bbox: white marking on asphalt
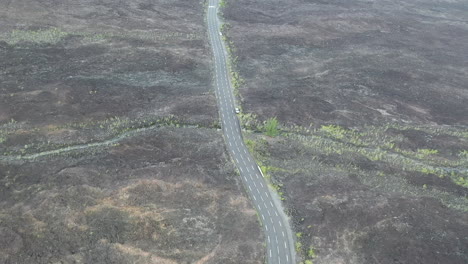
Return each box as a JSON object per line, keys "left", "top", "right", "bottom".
{"left": 284, "top": 241, "right": 287, "bottom": 248}
{"left": 253, "top": 195, "right": 257, "bottom": 201}
{"left": 209, "top": 9, "right": 296, "bottom": 263}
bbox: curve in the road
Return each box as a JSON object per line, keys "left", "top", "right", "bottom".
{"left": 206, "top": 1, "right": 296, "bottom": 263}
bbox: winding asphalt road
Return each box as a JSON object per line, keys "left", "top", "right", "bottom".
{"left": 206, "top": 1, "right": 295, "bottom": 263}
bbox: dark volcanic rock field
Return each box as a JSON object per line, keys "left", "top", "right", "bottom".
{"left": 222, "top": 0, "right": 468, "bottom": 263}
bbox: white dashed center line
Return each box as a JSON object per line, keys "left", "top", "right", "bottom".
{"left": 208, "top": 3, "right": 292, "bottom": 264}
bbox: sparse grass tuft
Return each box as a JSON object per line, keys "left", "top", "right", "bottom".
{"left": 308, "top": 246, "right": 316, "bottom": 258}
{"left": 238, "top": 112, "right": 261, "bottom": 131}
{"left": 417, "top": 148, "right": 439, "bottom": 156}
{"left": 320, "top": 124, "right": 346, "bottom": 140}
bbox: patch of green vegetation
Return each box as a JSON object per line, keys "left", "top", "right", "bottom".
{"left": 211, "top": 119, "right": 221, "bottom": 129}
{"left": 320, "top": 124, "right": 346, "bottom": 140}
{"left": 317, "top": 124, "right": 365, "bottom": 146}
{"left": 243, "top": 136, "right": 269, "bottom": 160}
{"left": 417, "top": 148, "right": 439, "bottom": 156}
{"left": 259, "top": 165, "right": 284, "bottom": 180}
{"left": 264, "top": 117, "right": 279, "bottom": 137}
{"left": 295, "top": 241, "right": 302, "bottom": 252}
{"left": 244, "top": 139, "right": 257, "bottom": 155}
{"left": 219, "top": 0, "right": 227, "bottom": 8}
{"left": 238, "top": 112, "right": 261, "bottom": 131}
{"left": 307, "top": 246, "right": 316, "bottom": 258}
{"left": 220, "top": 22, "right": 231, "bottom": 34}
{"left": 244, "top": 136, "right": 287, "bottom": 198}
{"left": 454, "top": 177, "right": 468, "bottom": 188}
{"left": 295, "top": 229, "right": 317, "bottom": 263}
{"left": 271, "top": 183, "right": 286, "bottom": 200}
{"left": 230, "top": 68, "right": 245, "bottom": 96}
{"left": 244, "top": 122, "right": 468, "bottom": 211}
{"left": 458, "top": 150, "right": 468, "bottom": 159}
{"left": 283, "top": 123, "right": 468, "bottom": 187}
{"left": 1, "top": 28, "right": 68, "bottom": 45}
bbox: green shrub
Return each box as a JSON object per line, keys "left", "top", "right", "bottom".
{"left": 264, "top": 117, "right": 279, "bottom": 137}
